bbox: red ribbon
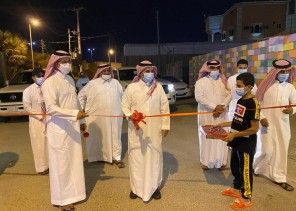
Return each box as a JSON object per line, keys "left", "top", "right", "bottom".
{"left": 130, "top": 110, "right": 146, "bottom": 130}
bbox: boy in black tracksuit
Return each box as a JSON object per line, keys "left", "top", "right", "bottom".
{"left": 218, "top": 72, "right": 260, "bottom": 210}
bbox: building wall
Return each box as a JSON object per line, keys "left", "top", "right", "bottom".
{"left": 223, "top": 8, "right": 237, "bottom": 41}
{"left": 189, "top": 33, "right": 296, "bottom": 89}
{"left": 242, "top": 4, "right": 286, "bottom": 40}
{"left": 223, "top": 3, "right": 286, "bottom": 42}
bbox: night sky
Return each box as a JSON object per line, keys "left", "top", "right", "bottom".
{"left": 0, "top": 0, "right": 252, "bottom": 60}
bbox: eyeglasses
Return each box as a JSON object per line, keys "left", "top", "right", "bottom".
{"left": 58, "top": 60, "right": 72, "bottom": 64}
{"left": 209, "top": 66, "right": 220, "bottom": 70}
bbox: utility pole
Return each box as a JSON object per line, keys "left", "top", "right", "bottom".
{"left": 72, "top": 7, "right": 83, "bottom": 55}
{"left": 156, "top": 9, "right": 161, "bottom": 74}
{"left": 71, "top": 6, "right": 84, "bottom": 72}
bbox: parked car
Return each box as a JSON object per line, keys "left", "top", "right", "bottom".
{"left": 0, "top": 69, "right": 34, "bottom": 115}
{"left": 160, "top": 75, "right": 191, "bottom": 98}
{"left": 114, "top": 67, "right": 176, "bottom": 104}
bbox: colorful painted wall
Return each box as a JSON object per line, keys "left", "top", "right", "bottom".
{"left": 189, "top": 33, "right": 296, "bottom": 87}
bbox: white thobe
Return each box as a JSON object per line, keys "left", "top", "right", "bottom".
{"left": 228, "top": 73, "right": 258, "bottom": 120}
{"left": 195, "top": 76, "right": 231, "bottom": 168}
{"left": 23, "top": 83, "right": 48, "bottom": 173}
{"left": 42, "top": 71, "right": 86, "bottom": 206}
{"left": 253, "top": 81, "right": 296, "bottom": 183}
{"left": 121, "top": 80, "right": 170, "bottom": 202}
{"left": 78, "top": 78, "right": 123, "bottom": 163}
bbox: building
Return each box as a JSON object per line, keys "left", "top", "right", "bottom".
{"left": 205, "top": 0, "right": 288, "bottom": 42}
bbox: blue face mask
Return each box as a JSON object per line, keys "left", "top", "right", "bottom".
{"left": 238, "top": 69, "right": 247, "bottom": 75}
{"left": 36, "top": 77, "right": 44, "bottom": 86}
{"left": 143, "top": 73, "right": 154, "bottom": 84}
{"left": 277, "top": 74, "right": 289, "bottom": 82}
{"left": 209, "top": 70, "right": 219, "bottom": 80}
{"left": 235, "top": 87, "right": 247, "bottom": 96}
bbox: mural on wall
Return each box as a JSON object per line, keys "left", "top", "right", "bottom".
{"left": 189, "top": 33, "right": 296, "bottom": 87}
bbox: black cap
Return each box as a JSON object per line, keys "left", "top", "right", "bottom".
{"left": 207, "top": 60, "right": 220, "bottom": 66}
{"left": 272, "top": 59, "right": 292, "bottom": 69}
{"left": 32, "top": 68, "right": 45, "bottom": 77}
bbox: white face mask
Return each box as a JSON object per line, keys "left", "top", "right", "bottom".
{"left": 143, "top": 72, "right": 154, "bottom": 84}
{"left": 36, "top": 77, "right": 44, "bottom": 86}
{"left": 238, "top": 69, "right": 247, "bottom": 75}
{"left": 209, "top": 70, "right": 219, "bottom": 80}
{"left": 59, "top": 63, "right": 71, "bottom": 75}
{"left": 102, "top": 74, "right": 111, "bottom": 80}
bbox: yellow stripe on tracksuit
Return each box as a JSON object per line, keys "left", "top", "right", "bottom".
{"left": 243, "top": 153, "right": 251, "bottom": 198}
{"left": 253, "top": 98, "right": 260, "bottom": 120}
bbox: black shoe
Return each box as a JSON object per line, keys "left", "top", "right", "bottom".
{"left": 152, "top": 189, "right": 161, "bottom": 200}
{"left": 129, "top": 191, "right": 138, "bottom": 199}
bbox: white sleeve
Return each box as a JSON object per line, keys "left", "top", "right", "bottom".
{"left": 22, "top": 87, "right": 42, "bottom": 120}
{"left": 77, "top": 83, "right": 89, "bottom": 110}
{"left": 194, "top": 79, "right": 216, "bottom": 110}
{"left": 160, "top": 86, "right": 170, "bottom": 130}
{"left": 289, "top": 85, "right": 296, "bottom": 114}
{"left": 42, "top": 80, "right": 78, "bottom": 122}
{"left": 121, "top": 85, "right": 133, "bottom": 117}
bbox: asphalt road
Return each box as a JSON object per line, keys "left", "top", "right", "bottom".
{"left": 0, "top": 97, "right": 295, "bottom": 211}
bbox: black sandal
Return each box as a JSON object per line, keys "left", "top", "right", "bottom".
{"left": 60, "top": 204, "right": 75, "bottom": 211}
{"left": 275, "top": 182, "right": 294, "bottom": 191}
{"left": 113, "top": 160, "right": 125, "bottom": 168}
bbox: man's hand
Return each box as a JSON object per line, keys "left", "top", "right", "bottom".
{"left": 161, "top": 130, "right": 169, "bottom": 137}
{"left": 260, "top": 118, "right": 269, "bottom": 127}
{"left": 221, "top": 133, "right": 236, "bottom": 142}
{"left": 77, "top": 111, "right": 88, "bottom": 120}
{"left": 80, "top": 123, "right": 87, "bottom": 131}
{"left": 283, "top": 107, "right": 293, "bottom": 115}
{"left": 213, "top": 111, "right": 221, "bottom": 118}
{"left": 215, "top": 105, "right": 225, "bottom": 113}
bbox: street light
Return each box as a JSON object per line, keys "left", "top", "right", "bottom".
{"left": 28, "top": 18, "right": 40, "bottom": 69}
{"left": 88, "top": 48, "right": 95, "bottom": 60}
{"left": 108, "top": 49, "right": 114, "bottom": 64}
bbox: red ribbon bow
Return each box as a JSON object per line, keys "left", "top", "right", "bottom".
{"left": 130, "top": 110, "right": 146, "bottom": 130}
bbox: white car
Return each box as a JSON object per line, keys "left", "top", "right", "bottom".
{"left": 114, "top": 67, "right": 176, "bottom": 104}
{"left": 160, "top": 75, "right": 191, "bottom": 98}
{"left": 0, "top": 69, "right": 34, "bottom": 115}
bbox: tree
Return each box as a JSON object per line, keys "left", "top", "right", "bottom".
{"left": 0, "top": 30, "right": 28, "bottom": 79}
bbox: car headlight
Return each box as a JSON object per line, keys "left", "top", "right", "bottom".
{"left": 168, "top": 84, "right": 174, "bottom": 92}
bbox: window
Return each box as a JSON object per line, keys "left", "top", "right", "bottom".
{"left": 213, "top": 32, "right": 222, "bottom": 42}
{"left": 277, "top": 23, "right": 282, "bottom": 28}
{"left": 229, "top": 29, "right": 234, "bottom": 36}
{"left": 251, "top": 25, "right": 262, "bottom": 33}
{"left": 228, "top": 29, "right": 234, "bottom": 41}
{"left": 289, "top": 0, "right": 295, "bottom": 15}
{"left": 221, "top": 31, "right": 226, "bottom": 41}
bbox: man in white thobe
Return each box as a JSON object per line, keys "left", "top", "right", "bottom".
{"left": 228, "top": 59, "right": 257, "bottom": 120}
{"left": 78, "top": 64, "right": 125, "bottom": 167}
{"left": 23, "top": 68, "right": 48, "bottom": 175}
{"left": 42, "top": 50, "right": 88, "bottom": 211}
{"left": 195, "top": 59, "right": 231, "bottom": 170}
{"left": 121, "top": 60, "right": 170, "bottom": 202}
{"left": 253, "top": 59, "right": 296, "bottom": 191}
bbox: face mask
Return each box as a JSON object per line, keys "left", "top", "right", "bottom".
{"left": 277, "top": 74, "right": 289, "bottom": 82}
{"left": 102, "top": 74, "right": 111, "bottom": 80}
{"left": 36, "top": 77, "right": 44, "bottom": 86}
{"left": 235, "top": 87, "right": 247, "bottom": 96}
{"left": 238, "top": 69, "right": 247, "bottom": 75}
{"left": 59, "top": 63, "right": 71, "bottom": 75}
{"left": 209, "top": 70, "right": 219, "bottom": 80}
{"left": 143, "top": 73, "right": 154, "bottom": 84}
